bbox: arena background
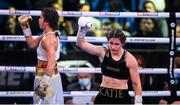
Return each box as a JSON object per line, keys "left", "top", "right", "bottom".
{"left": 0, "top": 0, "right": 180, "bottom": 104}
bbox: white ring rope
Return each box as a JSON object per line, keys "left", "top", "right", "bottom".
{"left": 0, "top": 10, "right": 171, "bottom": 18}
{"left": 1, "top": 35, "right": 180, "bottom": 44}
{"left": 0, "top": 91, "right": 179, "bottom": 97}
{"left": 0, "top": 66, "right": 180, "bottom": 74}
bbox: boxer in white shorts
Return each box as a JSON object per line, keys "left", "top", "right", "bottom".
{"left": 18, "top": 7, "right": 64, "bottom": 104}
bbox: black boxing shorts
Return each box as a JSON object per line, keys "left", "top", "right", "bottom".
{"left": 94, "top": 86, "right": 132, "bottom": 104}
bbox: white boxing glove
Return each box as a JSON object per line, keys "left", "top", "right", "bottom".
{"left": 77, "top": 17, "right": 92, "bottom": 39}
{"left": 134, "top": 95, "right": 143, "bottom": 105}
{"left": 18, "top": 15, "right": 32, "bottom": 37}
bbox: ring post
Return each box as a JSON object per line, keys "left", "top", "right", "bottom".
{"left": 168, "top": 11, "right": 177, "bottom": 99}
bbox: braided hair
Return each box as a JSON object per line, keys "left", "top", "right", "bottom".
{"left": 106, "top": 29, "right": 126, "bottom": 44}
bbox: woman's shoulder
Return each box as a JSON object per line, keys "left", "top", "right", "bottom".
{"left": 42, "top": 35, "right": 57, "bottom": 46}
{"left": 125, "top": 52, "right": 138, "bottom": 68}
{"left": 44, "top": 33, "right": 57, "bottom": 40}
{"left": 125, "top": 51, "right": 137, "bottom": 62}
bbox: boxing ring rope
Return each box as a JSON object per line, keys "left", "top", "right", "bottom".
{"left": 0, "top": 10, "right": 171, "bottom": 18}
{"left": 0, "top": 9, "right": 180, "bottom": 18}
{"left": 0, "top": 10, "right": 179, "bottom": 98}
{"left": 0, "top": 66, "right": 180, "bottom": 97}
{"left": 0, "top": 66, "right": 180, "bottom": 74}
{"left": 1, "top": 35, "right": 180, "bottom": 44}
{"left": 0, "top": 91, "right": 179, "bottom": 97}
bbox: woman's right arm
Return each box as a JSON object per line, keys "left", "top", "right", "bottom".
{"left": 76, "top": 36, "right": 104, "bottom": 57}
{"left": 25, "top": 35, "right": 43, "bottom": 48}
{"left": 76, "top": 17, "right": 105, "bottom": 58}
{"left": 76, "top": 17, "right": 107, "bottom": 62}
{"left": 18, "top": 15, "right": 42, "bottom": 48}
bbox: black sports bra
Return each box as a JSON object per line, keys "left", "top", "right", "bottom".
{"left": 100, "top": 49, "right": 130, "bottom": 80}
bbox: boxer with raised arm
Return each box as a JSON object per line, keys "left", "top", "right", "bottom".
{"left": 18, "top": 7, "right": 64, "bottom": 104}
{"left": 76, "top": 17, "right": 142, "bottom": 104}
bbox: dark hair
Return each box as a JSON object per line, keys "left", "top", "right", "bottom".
{"left": 41, "top": 7, "right": 59, "bottom": 30}
{"left": 175, "top": 57, "right": 180, "bottom": 68}
{"left": 134, "top": 54, "right": 145, "bottom": 68}
{"left": 78, "top": 3, "right": 90, "bottom": 10}
{"left": 106, "top": 29, "right": 126, "bottom": 44}
{"left": 143, "top": 1, "right": 156, "bottom": 12}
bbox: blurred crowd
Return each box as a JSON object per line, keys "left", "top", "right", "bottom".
{"left": 0, "top": 0, "right": 180, "bottom": 52}
{"left": 0, "top": 0, "right": 180, "bottom": 104}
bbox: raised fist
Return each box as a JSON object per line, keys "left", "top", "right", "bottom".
{"left": 18, "top": 15, "right": 32, "bottom": 29}
{"left": 18, "top": 15, "right": 32, "bottom": 37}
{"left": 77, "top": 17, "right": 92, "bottom": 38}
{"left": 78, "top": 17, "right": 92, "bottom": 28}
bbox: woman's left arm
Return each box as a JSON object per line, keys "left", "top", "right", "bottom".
{"left": 42, "top": 35, "right": 57, "bottom": 76}
{"left": 34, "top": 35, "right": 57, "bottom": 97}
{"left": 126, "top": 52, "right": 142, "bottom": 104}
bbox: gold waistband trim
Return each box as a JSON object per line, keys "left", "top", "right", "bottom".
{"left": 36, "top": 67, "right": 58, "bottom": 77}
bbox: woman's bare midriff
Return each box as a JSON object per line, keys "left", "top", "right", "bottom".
{"left": 100, "top": 75, "right": 128, "bottom": 89}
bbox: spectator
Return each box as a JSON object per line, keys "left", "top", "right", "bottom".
{"left": 159, "top": 57, "right": 180, "bottom": 105}
{"left": 176, "top": 24, "right": 180, "bottom": 38}
{"left": 131, "top": 18, "right": 162, "bottom": 49}
{"left": 79, "top": 3, "right": 101, "bottom": 37}
{"left": 134, "top": 54, "right": 146, "bottom": 88}
{"left": 142, "top": 0, "right": 168, "bottom": 37}
{"left": 176, "top": 22, "right": 180, "bottom": 51}
{"left": 134, "top": 55, "right": 153, "bottom": 91}
{"left": 65, "top": 65, "right": 99, "bottom": 105}
{"left": 138, "top": 0, "right": 166, "bottom": 12}
{"left": 133, "top": 18, "right": 162, "bottom": 37}
{"left": 99, "top": 19, "right": 113, "bottom": 37}
{"left": 99, "top": 19, "right": 131, "bottom": 37}
{"left": 2, "top": 7, "right": 28, "bottom": 51}
{"left": 98, "top": 0, "right": 134, "bottom": 33}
